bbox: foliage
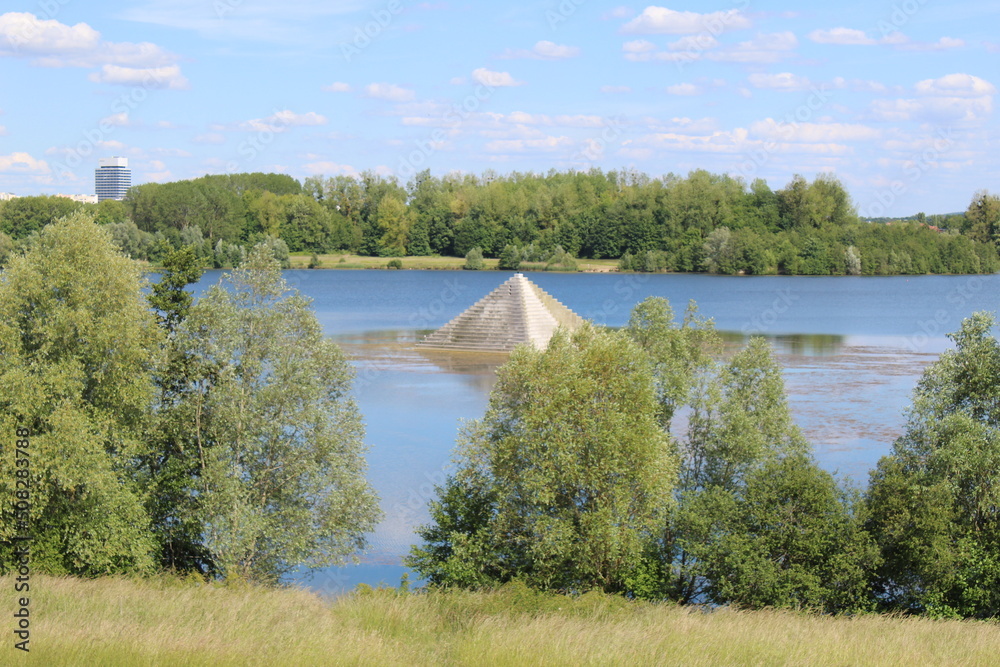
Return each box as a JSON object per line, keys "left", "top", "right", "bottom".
{"left": 498, "top": 244, "right": 521, "bottom": 271}
{"left": 168, "top": 245, "right": 382, "bottom": 583}
{"left": 664, "top": 339, "right": 877, "bottom": 612}
{"left": 867, "top": 312, "right": 1000, "bottom": 618}
{"left": 8, "top": 171, "right": 994, "bottom": 275}
{"left": 0, "top": 195, "right": 83, "bottom": 239}
{"left": 408, "top": 326, "right": 675, "bottom": 594}
{"left": 0, "top": 210, "right": 162, "bottom": 575}
{"left": 463, "top": 246, "right": 484, "bottom": 270}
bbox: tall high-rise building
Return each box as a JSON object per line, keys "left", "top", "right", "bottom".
{"left": 95, "top": 157, "right": 131, "bottom": 201}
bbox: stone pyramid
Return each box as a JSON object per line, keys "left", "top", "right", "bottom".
{"left": 418, "top": 273, "right": 586, "bottom": 352}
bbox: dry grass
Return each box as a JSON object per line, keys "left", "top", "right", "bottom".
{"left": 286, "top": 253, "right": 619, "bottom": 272}
{"left": 4, "top": 575, "right": 999, "bottom": 665}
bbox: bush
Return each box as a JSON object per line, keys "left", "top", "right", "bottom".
{"left": 386, "top": 258, "right": 403, "bottom": 270}
{"left": 498, "top": 244, "right": 521, "bottom": 271}
{"left": 463, "top": 247, "right": 484, "bottom": 270}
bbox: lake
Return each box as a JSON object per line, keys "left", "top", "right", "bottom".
{"left": 190, "top": 269, "right": 1000, "bottom": 593}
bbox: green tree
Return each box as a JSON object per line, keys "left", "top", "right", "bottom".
{"left": 0, "top": 210, "right": 162, "bottom": 575}
{"left": 171, "top": 245, "right": 382, "bottom": 583}
{"left": 867, "top": 313, "right": 1000, "bottom": 618}
{"left": 408, "top": 326, "right": 675, "bottom": 593}
{"left": 463, "top": 246, "right": 484, "bottom": 270}
{"left": 639, "top": 335, "right": 877, "bottom": 612}
{"left": 498, "top": 244, "right": 521, "bottom": 270}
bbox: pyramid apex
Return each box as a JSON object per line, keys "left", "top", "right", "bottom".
{"left": 417, "top": 273, "right": 586, "bottom": 352}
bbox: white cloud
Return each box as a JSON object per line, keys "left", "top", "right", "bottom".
{"left": 303, "top": 161, "right": 359, "bottom": 176}
{"left": 119, "top": 0, "right": 371, "bottom": 44}
{"left": 194, "top": 133, "right": 226, "bottom": 144}
{"left": 750, "top": 119, "right": 881, "bottom": 142}
{"left": 667, "top": 34, "right": 720, "bottom": 51}
{"left": 667, "top": 83, "right": 701, "bottom": 96}
{"left": 0, "top": 12, "right": 178, "bottom": 68}
{"left": 620, "top": 7, "right": 751, "bottom": 35}
{"left": 707, "top": 31, "right": 798, "bottom": 63}
{"left": 323, "top": 82, "right": 352, "bottom": 93}
{"left": 365, "top": 82, "right": 416, "bottom": 102}
{"left": 748, "top": 72, "right": 812, "bottom": 91}
{"left": 602, "top": 6, "right": 633, "bottom": 20}
{"left": 502, "top": 40, "right": 580, "bottom": 60}
{"left": 240, "top": 110, "right": 328, "bottom": 133}
{"left": 485, "top": 135, "right": 574, "bottom": 153}
{"left": 868, "top": 74, "right": 997, "bottom": 123}
{"left": 471, "top": 67, "right": 523, "bottom": 87}
{"left": 808, "top": 28, "right": 877, "bottom": 45}
{"left": 88, "top": 64, "right": 189, "bottom": 89}
{"left": 897, "top": 36, "right": 965, "bottom": 52}
{"left": 0, "top": 152, "right": 49, "bottom": 173}
{"left": 623, "top": 39, "right": 656, "bottom": 53}
{"left": 632, "top": 31, "right": 796, "bottom": 64}
{"left": 101, "top": 112, "right": 131, "bottom": 127}
{"left": 915, "top": 73, "right": 995, "bottom": 97}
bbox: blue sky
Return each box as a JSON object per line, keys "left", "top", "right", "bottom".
{"left": 1, "top": 1, "right": 997, "bottom": 216}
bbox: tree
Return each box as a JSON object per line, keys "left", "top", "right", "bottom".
{"left": 408, "top": 326, "right": 675, "bottom": 593}
{"left": 498, "top": 244, "right": 521, "bottom": 270}
{"left": 964, "top": 190, "right": 1000, "bottom": 245}
{"left": 0, "top": 210, "right": 162, "bottom": 575}
{"left": 463, "top": 246, "right": 484, "bottom": 270}
{"left": 170, "top": 245, "right": 382, "bottom": 583}
{"left": 867, "top": 313, "right": 1000, "bottom": 618}
{"left": 636, "top": 334, "right": 877, "bottom": 612}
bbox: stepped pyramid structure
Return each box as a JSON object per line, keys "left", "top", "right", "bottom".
{"left": 418, "top": 273, "right": 586, "bottom": 352}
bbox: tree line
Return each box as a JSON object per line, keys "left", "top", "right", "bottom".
{"left": 1, "top": 170, "right": 998, "bottom": 275}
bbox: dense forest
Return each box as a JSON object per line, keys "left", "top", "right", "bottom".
{"left": 1, "top": 169, "right": 999, "bottom": 275}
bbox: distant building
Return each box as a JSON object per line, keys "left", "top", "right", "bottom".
{"left": 0, "top": 192, "right": 17, "bottom": 201}
{"left": 56, "top": 193, "right": 99, "bottom": 204}
{"left": 95, "top": 157, "right": 131, "bottom": 201}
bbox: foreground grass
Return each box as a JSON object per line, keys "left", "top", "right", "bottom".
{"left": 287, "top": 253, "right": 619, "bottom": 272}
{"left": 4, "top": 575, "right": 999, "bottom": 666}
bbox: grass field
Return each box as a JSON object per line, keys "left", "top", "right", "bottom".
{"left": 4, "top": 575, "right": 999, "bottom": 665}
{"left": 287, "top": 253, "right": 619, "bottom": 272}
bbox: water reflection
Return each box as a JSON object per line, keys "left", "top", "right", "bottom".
{"left": 719, "top": 331, "right": 846, "bottom": 356}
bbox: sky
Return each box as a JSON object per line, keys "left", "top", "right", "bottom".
{"left": 0, "top": 1, "right": 997, "bottom": 216}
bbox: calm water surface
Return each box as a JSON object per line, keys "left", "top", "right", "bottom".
{"left": 191, "top": 269, "right": 1000, "bottom": 592}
